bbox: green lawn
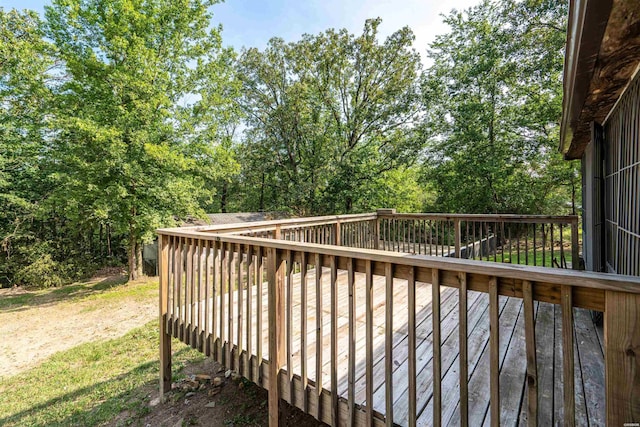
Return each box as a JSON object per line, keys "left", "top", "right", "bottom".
{"left": 0, "top": 321, "right": 203, "bottom": 427}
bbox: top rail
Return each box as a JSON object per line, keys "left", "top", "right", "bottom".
{"left": 378, "top": 212, "right": 579, "bottom": 224}
{"left": 156, "top": 227, "right": 639, "bottom": 296}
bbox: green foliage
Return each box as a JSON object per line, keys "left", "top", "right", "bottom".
{"left": 0, "top": 2, "right": 582, "bottom": 287}
{"left": 0, "top": 2, "right": 240, "bottom": 286}
{"left": 420, "top": 0, "right": 580, "bottom": 215}
{"left": 234, "top": 18, "right": 424, "bottom": 215}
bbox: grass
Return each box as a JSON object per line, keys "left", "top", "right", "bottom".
{"left": 0, "top": 275, "right": 157, "bottom": 312}
{"left": 0, "top": 321, "right": 203, "bottom": 427}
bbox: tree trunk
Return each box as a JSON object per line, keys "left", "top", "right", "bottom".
{"left": 221, "top": 182, "right": 228, "bottom": 213}
{"left": 259, "top": 172, "right": 265, "bottom": 211}
{"left": 128, "top": 240, "right": 137, "bottom": 281}
{"left": 136, "top": 241, "right": 143, "bottom": 278}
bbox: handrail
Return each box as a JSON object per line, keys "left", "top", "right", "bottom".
{"left": 378, "top": 212, "right": 579, "bottom": 224}
{"left": 158, "top": 212, "right": 377, "bottom": 235}
{"left": 157, "top": 229, "right": 639, "bottom": 295}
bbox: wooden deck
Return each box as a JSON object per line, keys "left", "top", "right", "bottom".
{"left": 193, "top": 266, "right": 605, "bottom": 426}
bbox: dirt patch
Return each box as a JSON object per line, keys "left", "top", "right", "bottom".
{"left": 0, "top": 275, "right": 157, "bottom": 377}
{"left": 133, "top": 357, "right": 324, "bottom": 427}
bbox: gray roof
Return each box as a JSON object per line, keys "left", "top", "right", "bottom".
{"left": 181, "top": 212, "right": 286, "bottom": 227}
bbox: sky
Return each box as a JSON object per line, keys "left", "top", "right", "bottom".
{"left": 1, "top": 0, "right": 480, "bottom": 65}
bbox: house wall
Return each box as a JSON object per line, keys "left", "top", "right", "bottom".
{"left": 581, "top": 123, "right": 605, "bottom": 272}
{"left": 600, "top": 71, "right": 640, "bottom": 276}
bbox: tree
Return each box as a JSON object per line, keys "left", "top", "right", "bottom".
{"left": 235, "top": 19, "right": 423, "bottom": 215}
{"left": 0, "top": 9, "right": 60, "bottom": 286}
{"left": 44, "top": 0, "right": 238, "bottom": 280}
{"left": 421, "top": 0, "right": 579, "bottom": 215}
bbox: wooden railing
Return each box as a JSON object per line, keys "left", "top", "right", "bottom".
{"left": 377, "top": 212, "right": 580, "bottom": 269}
{"left": 158, "top": 211, "right": 640, "bottom": 426}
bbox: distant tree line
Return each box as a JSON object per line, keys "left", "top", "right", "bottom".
{"left": 0, "top": 0, "right": 576, "bottom": 288}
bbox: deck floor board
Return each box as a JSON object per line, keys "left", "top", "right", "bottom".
{"left": 181, "top": 266, "right": 604, "bottom": 426}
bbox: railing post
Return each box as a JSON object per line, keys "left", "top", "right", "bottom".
{"left": 159, "top": 233, "right": 172, "bottom": 397}
{"left": 605, "top": 290, "right": 640, "bottom": 424}
{"left": 571, "top": 217, "right": 580, "bottom": 270}
{"left": 334, "top": 219, "right": 341, "bottom": 246}
{"left": 267, "top": 246, "right": 285, "bottom": 427}
{"left": 454, "top": 219, "right": 461, "bottom": 258}
{"left": 376, "top": 208, "right": 395, "bottom": 250}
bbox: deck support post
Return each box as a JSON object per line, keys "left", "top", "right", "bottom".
{"left": 454, "top": 219, "right": 461, "bottom": 258}
{"left": 605, "top": 290, "right": 640, "bottom": 424}
{"left": 268, "top": 246, "right": 286, "bottom": 427}
{"left": 159, "top": 234, "right": 172, "bottom": 397}
{"left": 570, "top": 218, "right": 580, "bottom": 270}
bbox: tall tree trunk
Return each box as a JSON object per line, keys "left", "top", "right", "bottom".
{"left": 136, "top": 241, "right": 143, "bottom": 278}
{"left": 128, "top": 234, "right": 137, "bottom": 281}
{"left": 259, "top": 172, "right": 265, "bottom": 211}
{"left": 221, "top": 182, "right": 228, "bottom": 213}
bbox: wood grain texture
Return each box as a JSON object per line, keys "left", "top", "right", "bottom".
{"left": 523, "top": 280, "right": 537, "bottom": 426}
{"left": 605, "top": 290, "right": 640, "bottom": 424}
{"left": 489, "top": 276, "right": 499, "bottom": 427}
{"left": 561, "top": 285, "right": 575, "bottom": 426}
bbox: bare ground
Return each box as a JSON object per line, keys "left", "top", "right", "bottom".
{"left": 0, "top": 274, "right": 158, "bottom": 377}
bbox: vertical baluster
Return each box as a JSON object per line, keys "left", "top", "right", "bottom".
{"left": 533, "top": 224, "right": 537, "bottom": 266}
{"left": 526, "top": 224, "right": 530, "bottom": 266}
{"left": 257, "top": 246, "right": 264, "bottom": 383}
{"left": 159, "top": 234, "right": 172, "bottom": 395}
{"left": 551, "top": 224, "right": 555, "bottom": 267}
{"left": 211, "top": 240, "right": 218, "bottom": 361}
{"left": 523, "top": 280, "right": 538, "bottom": 425}
{"left": 196, "top": 239, "right": 202, "bottom": 350}
{"left": 385, "top": 262, "right": 394, "bottom": 426}
{"left": 173, "top": 237, "right": 180, "bottom": 337}
{"left": 472, "top": 222, "right": 476, "bottom": 260}
{"left": 268, "top": 248, "right": 285, "bottom": 426}
{"left": 501, "top": 222, "right": 505, "bottom": 263}
{"left": 186, "top": 238, "right": 194, "bottom": 346}
{"left": 408, "top": 266, "right": 417, "bottom": 427}
{"left": 204, "top": 240, "right": 210, "bottom": 355}
{"left": 315, "top": 252, "right": 323, "bottom": 419}
{"left": 493, "top": 222, "right": 497, "bottom": 262}
{"left": 366, "top": 259, "right": 374, "bottom": 425}
{"left": 236, "top": 243, "right": 243, "bottom": 373}
{"left": 489, "top": 276, "right": 499, "bottom": 427}
{"left": 330, "top": 255, "right": 339, "bottom": 425}
{"left": 542, "top": 224, "right": 546, "bottom": 267}
{"left": 432, "top": 268, "right": 442, "bottom": 427}
{"left": 219, "top": 242, "right": 227, "bottom": 365}
{"left": 560, "top": 224, "right": 565, "bottom": 267}
{"left": 169, "top": 236, "right": 175, "bottom": 337}
{"left": 301, "top": 251, "right": 309, "bottom": 413}
{"left": 246, "top": 244, "right": 253, "bottom": 380}
{"left": 228, "top": 242, "right": 234, "bottom": 368}
{"left": 348, "top": 257, "right": 356, "bottom": 425}
{"left": 287, "top": 250, "right": 295, "bottom": 406}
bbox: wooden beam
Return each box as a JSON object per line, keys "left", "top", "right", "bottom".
{"left": 159, "top": 234, "right": 172, "bottom": 396}
{"left": 562, "top": 285, "right": 575, "bottom": 426}
{"left": 458, "top": 271, "right": 468, "bottom": 426}
{"left": 605, "top": 290, "right": 640, "bottom": 424}
{"left": 268, "top": 248, "right": 285, "bottom": 427}
{"left": 432, "top": 268, "right": 442, "bottom": 427}
{"left": 523, "top": 280, "right": 538, "bottom": 426}
{"left": 489, "top": 276, "right": 500, "bottom": 427}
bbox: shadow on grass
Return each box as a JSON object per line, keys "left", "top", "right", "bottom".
{"left": 0, "top": 275, "right": 129, "bottom": 313}
{"left": 0, "top": 344, "right": 201, "bottom": 427}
